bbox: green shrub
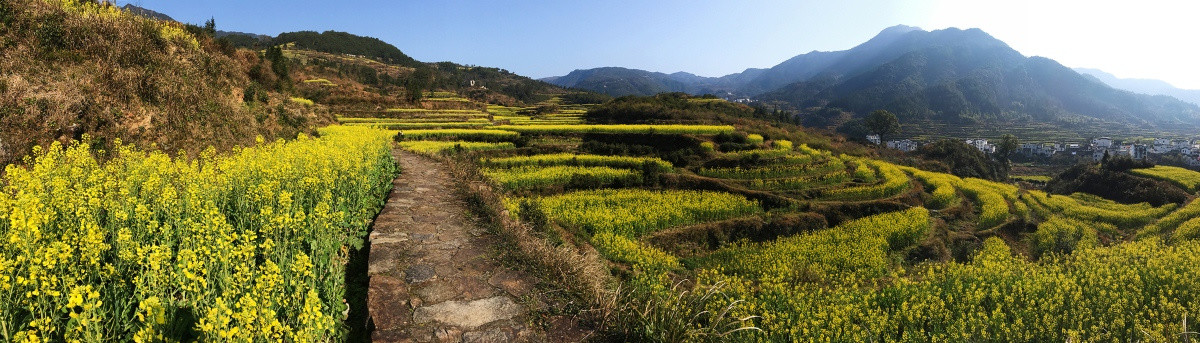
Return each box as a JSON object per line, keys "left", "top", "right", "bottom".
{"left": 37, "top": 16, "right": 67, "bottom": 52}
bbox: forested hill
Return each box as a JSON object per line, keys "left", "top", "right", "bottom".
{"left": 547, "top": 25, "right": 1200, "bottom": 130}
{"left": 273, "top": 31, "right": 424, "bottom": 68}
{"left": 547, "top": 67, "right": 701, "bottom": 96}
{"left": 211, "top": 28, "right": 572, "bottom": 106}
{"left": 757, "top": 28, "right": 1200, "bottom": 128}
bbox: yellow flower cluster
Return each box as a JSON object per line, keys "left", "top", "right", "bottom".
{"left": 508, "top": 189, "right": 760, "bottom": 237}
{"left": 796, "top": 143, "right": 830, "bottom": 157}
{"left": 718, "top": 140, "right": 796, "bottom": 160}
{"left": 289, "top": 97, "right": 315, "bottom": 106}
{"left": 900, "top": 166, "right": 1032, "bottom": 224}
{"left": 1030, "top": 216, "right": 1104, "bottom": 257}
{"left": 772, "top": 139, "right": 793, "bottom": 151}
{"left": 397, "top": 140, "right": 515, "bottom": 156}
{"left": 483, "top": 165, "right": 639, "bottom": 190}
{"left": 397, "top": 129, "right": 519, "bottom": 142}
{"left": 819, "top": 160, "right": 911, "bottom": 201}
{"left": 702, "top": 237, "right": 1200, "bottom": 342}
{"left": 0, "top": 126, "right": 396, "bottom": 341}
{"left": 900, "top": 166, "right": 961, "bottom": 209}
{"left": 485, "top": 124, "right": 736, "bottom": 135}
{"left": 481, "top": 153, "right": 674, "bottom": 171}
{"left": 367, "top": 122, "right": 492, "bottom": 130}
{"left": 387, "top": 108, "right": 483, "bottom": 114}
{"left": 697, "top": 156, "right": 846, "bottom": 180}
{"left": 590, "top": 232, "right": 680, "bottom": 271}
{"left": 850, "top": 160, "right": 877, "bottom": 183}
{"left": 701, "top": 208, "right": 930, "bottom": 282}
{"left": 1023, "top": 190, "right": 1176, "bottom": 229}
{"left": 1140, "top": 197, "right": 1200, "bottom": 238}
{"left": 460, "top": 121, "right": 1200, "bottom": 341}
{"left": 958, "top": 178, "right": 1014, "bottom": 228}
{"left": 1130, "top": 165, "right": 1200, "bottom": 192}
{"left": 738, "top": 171, "right": 850, "bottom": 192}
{"left": 339, "top": 117, "right": 491, "bottom": 124}
{"left": 745, "top": 134, "right": 765, "bottom": 144}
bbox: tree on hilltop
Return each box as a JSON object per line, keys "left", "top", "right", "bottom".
{"left": 405, "top": 68, "right": 432, "bottom": 103}
{"left": 204, "top": 17, "right": 215, "bottom": 36}
{"left": 864, "top": 109, "right": 900, "bottom": 141}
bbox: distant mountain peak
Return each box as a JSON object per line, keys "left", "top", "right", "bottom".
{"left": 880, "top": 24, "right": 923, "bottom": 35}
{"left": 121, "top": 4, "right": 174, "bottom": 22}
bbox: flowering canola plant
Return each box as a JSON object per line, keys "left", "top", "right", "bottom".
{"left": 702, "top": 236, "right": 1200, "bottom": 342}
{"left": 1130, "top": 165, "right": 1200, "bottom": 192}
{"left": 0, "top": 126, "right": 397, "bottom": 341}
{"left": 482, "top": 165, "right": 639, "bottom": 190}
{"left": 397, "top": 140, "right": 515, "bottom": 156}
{"left": 507, "top": 189, "right": 760, "bottom": 237}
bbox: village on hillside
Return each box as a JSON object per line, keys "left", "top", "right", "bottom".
{"left": 869, "top": 134, "right": 1200, "bottom": 167}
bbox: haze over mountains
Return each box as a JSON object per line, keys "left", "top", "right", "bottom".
{"left": 547, "top": 25, "right": 1200, "bottom": 130}
{"left": 1074, "top": 68, "right": 1200, "bottom": 107}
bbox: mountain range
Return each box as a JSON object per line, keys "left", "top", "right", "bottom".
{"left": 546, "top": 25, "right": 1200, "bottom": 130}
{"left": 122, "top": 5, "right": 270, "bottom": 40}
{"left": 1074, "top": 68, "right": 1200, "bottom": 106}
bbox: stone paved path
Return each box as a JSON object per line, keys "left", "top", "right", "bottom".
{"left": 368, "top": 149, "right": 540, "bottom": 342}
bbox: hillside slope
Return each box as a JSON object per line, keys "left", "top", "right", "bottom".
{"left": 0, "top": 0, "right": 329, "bottom": 165}
{"left": 275, "top": 31, "right": 424, "bottom": 68}
{"left": 261, "top": 30, "right": 572, "bottom": 107}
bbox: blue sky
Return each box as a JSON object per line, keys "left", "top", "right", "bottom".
{"left": 121, "top": 0, "right": 1200, "bottom": 89}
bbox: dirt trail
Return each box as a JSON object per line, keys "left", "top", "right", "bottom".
{"left": 367, "top": 149, "right": 542, "bottom": 342}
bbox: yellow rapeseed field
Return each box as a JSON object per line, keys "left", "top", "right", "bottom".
{"left": 1131, "top": 165, "right": 1200, "bottom": 192}
{"left": 0, "top": 126, "right": 396, "bottom": 341}
{"left": 397, "top": 140, "right": 515, "bottom": 156}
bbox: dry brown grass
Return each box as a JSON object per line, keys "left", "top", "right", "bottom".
{"left": 0, "top": 0, "right": 331, "bottom": 165}
{"left": 444, "top": 155, "right": 617, "bottom": 340}
{"left": 447, "top": 156, "right": 613, "bottom": 301}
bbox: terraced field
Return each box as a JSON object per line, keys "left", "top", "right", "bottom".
{"left": 378, "top": 95, "right": 1200, "bottom": 341}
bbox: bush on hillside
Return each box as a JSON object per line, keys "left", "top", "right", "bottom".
{"left": 1046, "top": 162, "right": 1188, "bottom": 206}
{"left": 915, "top": 139, "right": 1005, "bottom": 181}
{"left": 586, "top": 93, "right": 758, "bottom": 124}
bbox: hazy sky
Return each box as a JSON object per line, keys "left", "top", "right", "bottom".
{"left": 121, "top": 0, "right": 1200, "bottom": 89}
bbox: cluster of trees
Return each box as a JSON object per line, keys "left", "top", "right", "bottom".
{"left": 424, "top": 62, "right": 559, "bottom": 104}
{"left": 559, "top": 92, "right": 612, "bottom": 105}
{"left": 855, "top": 109, "right": 1020, "bottom": 181}
{"left": 1046, "top": 156, "right": 1187, "bottom": 206}
{"left": 273, "top": 31, "right": 422, "bottom": 68}
{"left": 586, "top": 93, "right": 769, "bottom": 124}
{"left": 913, "top": 139, "right": 1011, "bottom": 181}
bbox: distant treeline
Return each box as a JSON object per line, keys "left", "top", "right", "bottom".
{"left": 222, "top": 30, "right": 423, "bottom": 68}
